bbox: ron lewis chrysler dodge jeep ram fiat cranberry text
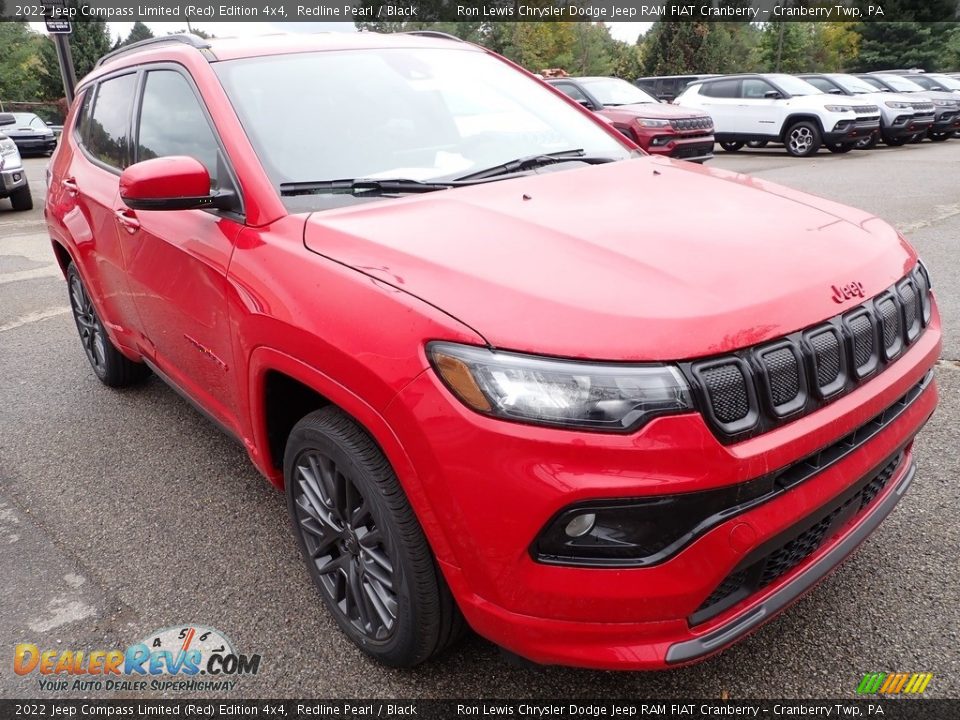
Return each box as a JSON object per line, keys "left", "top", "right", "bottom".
{"left": 44, "top": 32, "right": 940, "bottom": 670}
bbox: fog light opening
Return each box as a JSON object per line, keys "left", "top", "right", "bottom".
{"left": 564, "top": 512, "right": 596, "bottom": 538}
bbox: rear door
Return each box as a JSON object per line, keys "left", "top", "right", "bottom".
{"left": 58, "top": 73, "right": 146, "bottom": 352}
{"left": 693, "top": 79, "right": 743, "bottom": 133}
{"left": 120, "top": 66, "right": 245, "bottom": 433}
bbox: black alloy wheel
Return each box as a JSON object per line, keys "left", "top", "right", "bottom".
{"left": 69, "top": 268, "right": 108, "bottom": 379}
{"left": 66, "top": 263, "right": 150, "bottom": 387}
{"left": 284, "top": 407, "right": 464, "bottom": 667}
{"left": 292, "top": 449, "right": 399, "bottom": 642}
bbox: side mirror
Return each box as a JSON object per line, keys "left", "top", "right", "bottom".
{"left": 120, "top": 156, "right": 235, "bottom": 212}
{"left": 0, "top": 113, "right": 15, "bottom": 127}
{"left": 576, "top": 99, "right": 595, "bottom": 110}
{"left": 763, "top": 90, "right": 783, "bottom": 99}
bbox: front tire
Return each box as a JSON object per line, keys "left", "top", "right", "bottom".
{"left": 719, "top": 141, "right": 744, "bottom": 152}
{"left": 285, "top": 407, "right": 464, "bottom": 667}
{"left": 9, "top": 184, "right": 33, "bottom": 211}
{"left": 929, "top": 131, "right": 950, "bottom": 142}
{"left": 67, "top": 263, "right": 150, "bottom": 387}
{"left": 856, "top": 134, "right": 879, "bottom": 150}
{"left": 784, "top": 121, "right": 821, "bottom": 157}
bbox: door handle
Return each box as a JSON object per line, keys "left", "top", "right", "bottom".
{"left": 61, "top": 177, "right": 79, "bottom": 195}
{"left": 114, "top": 208, "right": 140, "bottom": 234}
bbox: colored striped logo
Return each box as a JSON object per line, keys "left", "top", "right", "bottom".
{"left": 857, "top": 672, "right": 933, "bottom": 694}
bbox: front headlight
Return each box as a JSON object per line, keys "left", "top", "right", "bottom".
{"left": 824, "top": 105, "right": 854, "bottom": 112}
{"left": 428, "top": 342, "right": 694, "bottom": 432}
{"left": 885, "top": 101, "right": 913, "bottom": 109}
{"left": 0, "top": 137, "right": 19, "bottom": 158}
{"left": 637, "top": 118, "right": 671, "bottom": 128}
{"left": 932, "top": 99, "right": 958, "bottom": 107}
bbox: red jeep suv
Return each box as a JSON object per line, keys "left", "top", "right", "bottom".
{"left": 45, "top": 32, "right": 940, "bottom": 670}
{"left": 547, "top": 76, "right": 715, "bottom": 162}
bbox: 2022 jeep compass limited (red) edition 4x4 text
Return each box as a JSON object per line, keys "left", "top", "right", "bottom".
{"left": 45, "top": 32, "right": 940, "bottom": 670}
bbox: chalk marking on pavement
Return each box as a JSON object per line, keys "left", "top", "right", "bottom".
{"left": 0, "top": 266, "right": 61, "bottom": 285}
{"left": 28, "top": 597, "right": 97, "bottom": 632}
{"left": 901, "top": 203, "right": 960, "bottom": 234}
{"left": 0, "top": 306, "right": 70, "bottom": 332}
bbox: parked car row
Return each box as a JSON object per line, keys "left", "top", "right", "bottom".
{"left": 671, "top": 71, "right": 960, "bottom": 157}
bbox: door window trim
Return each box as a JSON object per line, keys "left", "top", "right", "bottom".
{"left": 73, "top": 70, "right": 140, "bottom": 177}
{"left": 130, "top": 61, "right": 245, "bottom": 221}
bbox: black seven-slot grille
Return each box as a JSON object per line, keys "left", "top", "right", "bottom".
{"left": 685, "top": 265, "right": 932, "bottom": 443}
{"left": 690, "top": 449, "right": 905, "bottom": 626}
{"left": 671, "top": 117, "right": 713, "bottom": 131}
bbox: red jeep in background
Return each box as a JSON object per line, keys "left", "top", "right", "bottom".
{"left": 547, "top": 76, "right": 715, "bottom": 162}
{"left": 45, "top": 32, "right": 939, "bottom": 670}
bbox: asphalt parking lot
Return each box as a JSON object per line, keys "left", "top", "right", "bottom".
{"left": 1, "top": 145, "right": 958, "bottom": 699}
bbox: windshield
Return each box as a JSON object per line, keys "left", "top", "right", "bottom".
{"left": 831, "top": 75, "right": 879, "bottom": 95}
{"left": 215, "top": 48, "right": 632, "bottom": 209}
{"left": 768, "top": 74, "right": 822, "bottom": 96}
{"left": 579, "top": 78, "right": 658, "bottom": 105}
{"left": 875, "top": 75, "right": 926, "bottom": 92}
{"left": 12, "top": 113, "right": 44, "bottom": 128}
{"left": 928, "top": 74, "right": 960, "bottom": 90}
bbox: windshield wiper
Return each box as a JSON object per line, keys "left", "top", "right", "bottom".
{"left": 280, "top": 178, "right": 457, "bottom": 197}
{"left": 454, "top": 149, "right": 615, "bottom": 181}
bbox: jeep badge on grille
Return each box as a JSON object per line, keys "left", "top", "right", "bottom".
{"left": 831, "top": 281, "right": 865, "bottom": 303}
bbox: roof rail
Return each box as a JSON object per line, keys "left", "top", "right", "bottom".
{"left": 402, "top": 30, "right": 463, "bottom": 42}
{"left": 95, "top": 34, "right": 213, "bottom": 68}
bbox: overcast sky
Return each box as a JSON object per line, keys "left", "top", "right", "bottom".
{"left": 29, "top": 20, "right": 652, "bottom": 45}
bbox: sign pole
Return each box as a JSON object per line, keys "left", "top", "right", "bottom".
{"left": 52, "top": 33, "right": 77, "bottom": 104}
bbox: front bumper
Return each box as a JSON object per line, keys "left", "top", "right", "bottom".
{"left": 12, "top": 136, "right": 57, "bottom": 154}
{"left": 884, "top": 113, "right": 934, "bottom": 139}
{"left": 384, "top": 302, "right": 940, "bottom": 670}
{"left": 931, "top": 109, "right": 960, "bottom": 133}
{"left": 0, "top": 166, "right": 28, "bottom": 196}
{"left": 644, "top": 133, "right": 715, "bottom": 163}
{"left": 824, "top": 116, "right": 880, "bottom": 144}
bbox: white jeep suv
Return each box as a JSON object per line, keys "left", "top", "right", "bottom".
{"left": 675, "top": 74, "right": 881, "bottom": 157}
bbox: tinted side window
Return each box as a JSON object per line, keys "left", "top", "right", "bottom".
{"left": 804, "top": 77, "right": 834, "bottom": 93}
{"left": 701, "top": 79, "right": 739, "bottom": 98}
{"left": 136, "top": 70, "right": 221, "bottom": 188}
{"left": 552, "top": 82, "right": 591, "bottom": 105}
{"left": 860, "top": 76, "right": 884, "bottom": 90}
{"left": 742, "top": 79, "right": 777, "bottom": 99}
{"left": 86, "top": 74, "right": 136, "bottom": 169}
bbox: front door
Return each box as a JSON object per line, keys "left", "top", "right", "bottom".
{"left": 120, "top": 67, "right": 244, "bottom": 433}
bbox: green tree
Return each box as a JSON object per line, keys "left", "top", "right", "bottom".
{"left": 855, "top": 22, "right": 953, "bottom": 71}
{"left": 641, "top": 21, "right": 710, "bottom": 75}
{"left": 568, "top": 23, "right": 618, "bottom": 75}
{"left": 755, "top": 22, "right": 818, "bottom": 72}
{"left": 122, "top": 22, "right": 154, "bottom": 47}
{"left": 0, "top": 21, "right": 45, "bottom": 102}
{"left": 36, "top": 2, "right": 111, "bottom": 100}
{"left": 641, "top": 20, "right": 757, "bottom": 75}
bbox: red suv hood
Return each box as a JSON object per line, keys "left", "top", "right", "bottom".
{"left": 303, "top": 157, "right": 915, "bottom": 361}
{"left": 598, "top": 103, "right": 707, "bottom": 122}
